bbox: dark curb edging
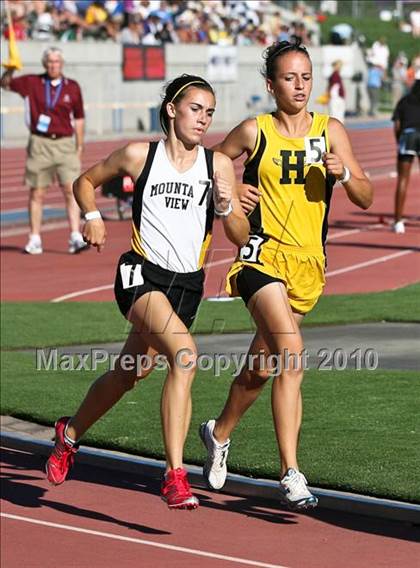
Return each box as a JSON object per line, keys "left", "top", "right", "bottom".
{"left": 2, "top": 432, "right": 419, "bottom": 524}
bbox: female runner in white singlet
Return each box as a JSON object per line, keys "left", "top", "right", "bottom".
{"left": 45, "top": 74, "right": 249, "bottom": 510}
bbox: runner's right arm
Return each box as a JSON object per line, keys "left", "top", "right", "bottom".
{"left": 73, "top": 143, "right": 148, "bottom": 252}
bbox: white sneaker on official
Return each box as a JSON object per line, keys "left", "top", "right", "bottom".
{"left": 24, "top": 235, "right": 43, "bottom": 255}
{"left": 279, "top": 468, "right": 318, "bottom": 510}
{"left": 199, "top": 419, "right": 230, "bottom": 490}
{"left": 392, "top": 221, "right": 405, "bottom": 234}
{"left": 68, "top": 231, "right": 88, "bottom": 254}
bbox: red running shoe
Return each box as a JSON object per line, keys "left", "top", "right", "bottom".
{"left": 45, "top": 417, "right": 78, "bottom": 485}
{"left": 161, "top": 468, "right": 199, "bottom": 510}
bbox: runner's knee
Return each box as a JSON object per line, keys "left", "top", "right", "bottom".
{"left": 113, "top": 358, "right": 154, "bottom": 392}
{"left": 274, "top": 365, "right": 304, "bottom": 386}
{"left": 237, "top": 364, "right": 272, "bottom": 389}
{"left": 167, "top": 344, "right": 198, "bottom": 378}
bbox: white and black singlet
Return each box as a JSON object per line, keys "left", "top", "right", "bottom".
{"left": 114, "top": 140, "right": 215, "bottom": 327}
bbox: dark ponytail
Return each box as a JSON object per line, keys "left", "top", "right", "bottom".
{"left": 159, "top": 74, "right": 215, "bottom": 134}
{"left": 262, "top": 38, "right": 311, "bottom": 81}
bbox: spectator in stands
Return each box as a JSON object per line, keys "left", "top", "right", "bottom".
{"left": 291, "top": 21, "right": 309, "bottom": 45}
{"left": 236, "top": 23, "right": 255, "bottom": 46}
{"left": 120, "top": 13, "right": 143, "bottom": 44}
{"left": 268, "top": 10, "right": 282, "bottom": 39}
{"left": 155, "top": 20, "right": 177, "bottom": 44}
{"left": 3, "top": 7, "right": 28, "bottom": 41}
{"left": 1, "top": 47, "right": 87, "bottom": 255}
{"left": 104, "top": 1, "right": 125, "bottom": 20}
{"left": 55, "top": 1, "right": 84, "bottom": 41}
{"left": 1, "top": 0, "right": 321, "bottom": 46}
{"left": 84, "top": 0, "right": 109, "bottom": 39}
{"left": 255, "top": 25, "right": 270, "bottom": 46}
{"left": 31, "top": 4, "right": 56, "bottom": 40}
{"left": 195, "top": 14, "right": 211, "bottom": 43}
{"left": 278, "top": 24, "right": 290, "bottom": 42}
{"left": 85, "top": 1, "right": 108, "bottom": 26}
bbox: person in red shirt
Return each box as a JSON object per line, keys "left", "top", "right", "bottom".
{"left": 1, "top": 47, "right": 87, "bottom": 254}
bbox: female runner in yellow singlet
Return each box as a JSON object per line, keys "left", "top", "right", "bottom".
{"left": 200, "top": 40, "right": 373, "bottom": 510}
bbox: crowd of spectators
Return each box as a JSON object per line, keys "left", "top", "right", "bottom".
{"left": 1, "top": 0, "right": 318, "bottom": 46}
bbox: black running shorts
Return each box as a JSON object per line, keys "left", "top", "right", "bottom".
{"left": 236, "top": 266, "right": 283, "bottom": 306}
{"left": 398, "top": 128, "right": 420, "bottom": 162}
{"left": 114, "top": 250, "right": 204, "bottom": 329}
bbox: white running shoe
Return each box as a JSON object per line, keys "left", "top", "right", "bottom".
{"left": 279, "top": 468, "right": 318, "bottom": 511}
{"left": 392, "top": 221, "right": 405, "bottom": 234}
{"left": 24, "top": 235, "right": 43, "bottom": 255}
{"left": 199, "top": 419, "right": 230, "bottom": 490}
{"left": 68, "top": 232, "right": 88, "bottom": 254}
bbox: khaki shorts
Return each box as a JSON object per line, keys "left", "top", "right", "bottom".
{"left": 25, "top": 134, "right": 81, "bottom": 188}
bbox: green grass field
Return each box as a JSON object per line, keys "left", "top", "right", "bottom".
{"left": 2, "top": 283, "right": 419, "bottom": 349}
{"left": 1, "top": 350, "right": 419, "bottom": 503}
{"left": 1, "top": 285, "right": 419, "bottom": 502}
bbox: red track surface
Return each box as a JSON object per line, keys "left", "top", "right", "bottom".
{"left": 1, "top": 128, "right": 419, "bottom": 302}
{"left": 2, "top": 447, "right": 419, "bottom": 568}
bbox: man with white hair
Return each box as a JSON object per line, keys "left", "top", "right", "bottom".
{"left": 1, "top": 47, "right": 86, "bottom": 254}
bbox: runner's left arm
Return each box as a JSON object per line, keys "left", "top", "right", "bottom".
{"left": 213, "top": 152, "right": 250, "bottom": 247}
{"left": 326, "top": 118, "right": 373, "bottom": 210}
{"left": 212, "top": 119, "right": 261, "bottom": 215}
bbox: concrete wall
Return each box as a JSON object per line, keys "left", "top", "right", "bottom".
{"left": 1, "top": 41, "right": 368, "bottom": 144}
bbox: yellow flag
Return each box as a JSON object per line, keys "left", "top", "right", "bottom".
{"left": 3, "top": 13, "right": 23, "bottom": 70}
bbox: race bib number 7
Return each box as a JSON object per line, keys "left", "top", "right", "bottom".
{"left": 304, "top": 136, "right": 326, "bottom": 164}
{"left": 120, "top": 263, "right": 144, "bottom": 289}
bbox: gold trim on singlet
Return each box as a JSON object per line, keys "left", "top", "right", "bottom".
{"left": 198, "top": 231, "right": 212, "bottom": 268}
{"left": 130, "top": 221, "right": 147, "bottom": 258}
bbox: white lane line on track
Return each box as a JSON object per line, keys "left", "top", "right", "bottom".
{"left": 50, "top": 256, "right": 237, "bottom": 302}
{"left": 1, "top": 513, "right": 288, "bottom": 568}
{"left": 1, "top": 220, "right": 69, "bottom": 237}
{"left": 327, "top": 223, "right": 383, "bottom": 240}
{"left": 1, "top": 195, "right": 110, "bottom": 213}
{"left": 1, "top": 209, "right": 119, "bottom": 237}
{"left": 1, "top": 194, "right": 111, "bottom": 205}
{"left": 52, "top": 284, "right": 114, "bottom": 302}
{"left": 326, "top": 249, "right": 415, "bottom": 277}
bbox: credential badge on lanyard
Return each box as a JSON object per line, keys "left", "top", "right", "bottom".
{"left": 36, "top": 79, "right": 64, "bottom": 133}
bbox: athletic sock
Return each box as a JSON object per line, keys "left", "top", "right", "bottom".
{"left": 28, "top": 233, "right": 41, "bottom": 244}
{"left": 70, "top": 231, "right": 84, "bottom": 242}
{"left": 63, "top": 422, "right": 78, "bottom": 447}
